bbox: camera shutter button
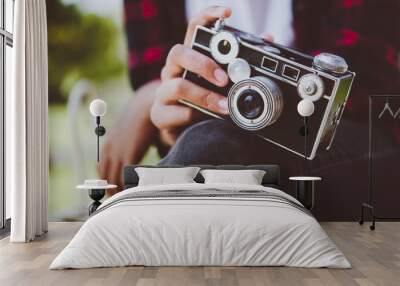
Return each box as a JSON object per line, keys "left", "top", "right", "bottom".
{"left": 313, "top": 53, "right": 348, "bottom": 74}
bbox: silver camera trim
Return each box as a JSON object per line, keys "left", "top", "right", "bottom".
{"left": 297, "top": 74, "right": 325, "bottom": 102}
{"left": 228, "top": 77, "right": 283, "bottom": 131}
{"left": 227, "top": 58, "right": 251, "bottom": 83}
{"left": 209, "top": 31, "right": 240, "bottom": 64}
{"left": 261, "top": 56, "right": 279, "bottom": 72}
{"left": 282, "top": 64, "right": 300, "bottom": 81}
{"left": 230, "top": 84, "right": 271, "bottom": 130}
{"left": 313, "top": 53, "right": 348, "bottom": 74}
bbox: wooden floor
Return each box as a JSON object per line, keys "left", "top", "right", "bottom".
{"left": 0, "top": 222, "right": 399, "bottom": 286}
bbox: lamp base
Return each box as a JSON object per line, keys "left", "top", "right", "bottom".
{"left": 88, "top": 189, "right": 105, "bottom": 215}
{"left": 296, "top": 180, "right": 315, "bottom": 210}
{"left": 289, "top": 176, "right": 321, "bottom": 211}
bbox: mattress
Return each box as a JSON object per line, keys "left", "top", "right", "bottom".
{"left": 50, "top": 183, "right": 350, "bottom": 269}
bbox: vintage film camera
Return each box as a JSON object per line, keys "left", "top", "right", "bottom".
{"left": 181, "top": 19, "right": 355, "bottom": 159}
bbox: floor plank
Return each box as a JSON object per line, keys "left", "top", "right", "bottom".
{"left": 0, "top": 222, "right": 399, "bottom": 286}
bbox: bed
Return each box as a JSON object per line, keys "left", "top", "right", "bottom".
{"left": 50, "top": 165, "right": 350, "bottom": 269}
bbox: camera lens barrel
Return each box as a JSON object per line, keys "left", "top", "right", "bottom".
{"left": 228, "top": 76, "right": 283, "bottom": 131}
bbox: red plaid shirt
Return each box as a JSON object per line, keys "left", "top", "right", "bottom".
{"left": 124, "top": 0, "right": 400, "bottom": 116}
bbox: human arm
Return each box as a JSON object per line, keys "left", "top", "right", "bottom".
{"left": 98, "top": 80, "right": 161, "bottom": 190}
{"left": 98, "top": 0, "right": 186, "bottom": 189}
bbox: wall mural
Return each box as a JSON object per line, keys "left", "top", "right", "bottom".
{"left": 48, "top": 0, "right": 400, "bottom": 221}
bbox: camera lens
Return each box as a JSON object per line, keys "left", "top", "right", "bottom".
{"left": 237, "top": 90, "right": 264, "bottom": 119}
{"left": 228, "top": 76, "right": 283, "bottom": 131}
{"left": 218, "top": 40, "right": 231, "bottom": 55}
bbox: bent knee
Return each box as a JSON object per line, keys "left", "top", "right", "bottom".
{"left": 159, "top": 119, "right": 264, "bottom": 165}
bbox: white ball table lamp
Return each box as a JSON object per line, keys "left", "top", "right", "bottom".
{"left": 77, "top": 99, "right": 116, "bottom": 215}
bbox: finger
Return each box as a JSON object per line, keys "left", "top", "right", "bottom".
{"left": 106, "top": 188, "right": 119, "bottom": 197}
{"left": 115, "top": 161, "right": 123, "bottom": 187}
{"left": 155, "top": 109, "right": 204, "bottom": 144}
{"left": 111, "top": 160, "right": 123, "bottom": 188}
{"left": 163, "top": 44, "right": 228, "bottom": 87}
{"left": 109, "top": 159, "right": 122, "bottom": 186}
{"left": 184, "top": 6, "right": 232, "bottom": 46}
{"left": 152, "top": 104, "right": 196, "bottom": 130}
{"left": 261, "top": 33, "right": 274, "bottom": 43}
{"left": 160, "top": 78, "right": 228, "bottom": 113}
{"left": 122, "top": 156, "right": 134, "bottom": 171}
{"left": 120, "top": 171, "right": 124, "bottom": 188}
{"left": 160, "top": 129, "right": 179, "bottom": 147}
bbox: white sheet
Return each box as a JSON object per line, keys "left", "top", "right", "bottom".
{"left": 50, "top": 183, "right": 350, "bottom": 269}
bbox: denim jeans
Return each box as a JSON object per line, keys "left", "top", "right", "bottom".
{"left": 159, "top": 118, "right": 370, "bottom": 171}
{"left": 158, "top": 118, "right": 398, "bottom": 219}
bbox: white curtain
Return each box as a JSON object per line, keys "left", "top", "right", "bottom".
{"left": 8, "top": 0, "right": 49, "bottom": 242}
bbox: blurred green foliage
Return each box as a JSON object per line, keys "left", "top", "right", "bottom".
{"left": 47, "top": 0, "right": 125, "bottom": 103}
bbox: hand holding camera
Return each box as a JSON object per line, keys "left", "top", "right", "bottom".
{"left": 150, "top": 6, "right": 232, "bottom": 145}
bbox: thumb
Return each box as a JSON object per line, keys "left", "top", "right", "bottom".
{"left": 260, "top": 33, "right": 274, "bottom": 43}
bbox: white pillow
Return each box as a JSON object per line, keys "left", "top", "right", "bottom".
{"left": 200, "top": 169, "right": 266, "bottom": 185}
{"left": 135, "top": 167, "right": 200, "bottom": 186}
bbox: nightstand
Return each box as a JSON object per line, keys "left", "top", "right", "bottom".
{"left": 77, "top": 180, "right": 117, "bottom": 215}
{"left": 289, "top": 176, "right": 321, "bottom": 210}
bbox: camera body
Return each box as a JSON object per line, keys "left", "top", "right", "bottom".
{"left": 181, "top": 20, "right": 355, "bottom": 159}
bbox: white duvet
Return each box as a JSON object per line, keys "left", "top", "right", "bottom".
{"left": 50, "top": 183, "right": 350, "bottom": 269}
